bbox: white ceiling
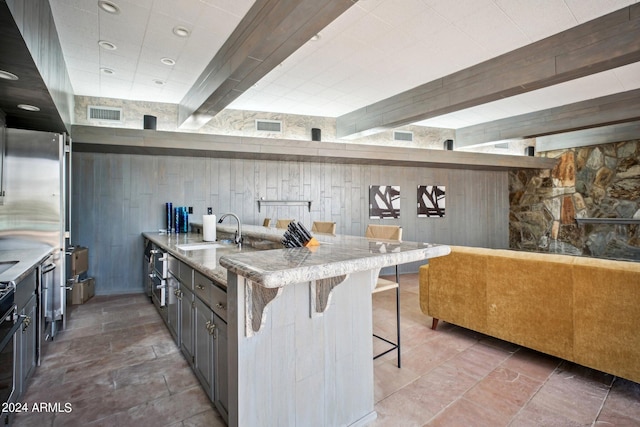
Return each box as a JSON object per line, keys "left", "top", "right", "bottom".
{"left": 49, "top": 0, "right": 640, "bottom": 130}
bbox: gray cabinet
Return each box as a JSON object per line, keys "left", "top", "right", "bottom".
{"left": 213, "top": 312, "right": 228, "bottom": 422}
{"left": 166, "top": 273, "right": 180, "bottom": 343}
{"left": 194, "top": 297, "right": 214, "bottom": 400}
{"left": 194, "top": 297, "right": 229, "bottom": 423}
{"left": 180, "top": 283, "right": 194, "bottom": 363}
{"left": 19, "top": 294, "right": 38, "bottom": 384}
{"left": 144, "top": 246, "right": 228, "bottom": 422}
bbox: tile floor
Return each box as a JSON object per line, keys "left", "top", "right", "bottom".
{"left": 13, "top": 274, "right": 640, "bottom": 426}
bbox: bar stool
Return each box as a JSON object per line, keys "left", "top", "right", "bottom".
{"left": 275, "top": 219, "right": 293, "bottom": 229}
{"left": 365, "top": 224, "right": 402, "bottom": 368}
{"left": 311, "top": 221, "right": 336, "bottom": 235}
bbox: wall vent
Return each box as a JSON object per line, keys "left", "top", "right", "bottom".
{"left": 255, "top": 119, "right": 282, "bottom": 132}
{"left": 393, "top": 130, "right": 413, "bottom": 142}
{"left": 88, "top": 106, "right": 122, "bottom": 122}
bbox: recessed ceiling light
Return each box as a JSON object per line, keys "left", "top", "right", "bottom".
{"left": 160, "top": 57, "right": 176, "bottom": 66}
{"left": 153, "top": 79, "right": 165, "bottom": 85}
{"left": 310, "top": 33, "right": 321, "bottom": 41}
{"left": 98, "top": 0, "right": 120, "bottom": 14}
{"left": 0, "top": 70, "right": 18, "bottom": 80}
{"left": 98, "top": 40, "right": 117, "bottom": 50}
{"left": 172, "top": 26, "right": 190, "bottom": 38}
{"left": 17, "top": 104, "right": 40, "bottom": 112}
{"left": 100, "top": 67, "right": 115, "bottom": 75}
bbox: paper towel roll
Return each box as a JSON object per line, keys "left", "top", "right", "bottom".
{"left": 203, "top": 214, "right": 217, "bottom": 242}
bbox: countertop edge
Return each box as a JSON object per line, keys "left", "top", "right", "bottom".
{"left": 220, "top": 245, "right": 451, "bottom": 288}
{"left": 0, "top": 245, "right": 56, "bottom": 285}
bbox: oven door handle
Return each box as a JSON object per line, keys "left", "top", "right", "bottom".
{"left": 0, "top": 314, "right": 24, "bottom": 352}
{"left": 41, "top": 262, "right": 56, "bottom": 274}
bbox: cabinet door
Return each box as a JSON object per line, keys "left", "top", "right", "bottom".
{"left": 22, "top": 295, "right": 37, "bottom": 383}
{"left": 15, "top": 294, "right": 37, "bottom": 398}
{"left": 194, "top": 298, "right": 214, "bottom": 400}
{"left": 180, "top": 284, "right": 194, "bottom": 363}
{"left": 213, "top": 314, "right": 229, "bottom": 422}
{"left": 166, "top": 274, "right": 180, "bottom": 344}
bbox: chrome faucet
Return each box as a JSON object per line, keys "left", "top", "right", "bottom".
{"left": 218, "top": 213, "right": 242, "bottom": 248}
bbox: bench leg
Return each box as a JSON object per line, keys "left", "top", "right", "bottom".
{"left": 431, "top": 318, "right": 439, "bottom": 330}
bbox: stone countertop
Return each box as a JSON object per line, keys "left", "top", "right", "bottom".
{"left": 220, "top": 235, "right": 450, "bottom": 288}
{"left": 142, "top": 231, "right": 263, "bottom": 286}
{"left": 0, "top": 240, "right": 55, "bottom": 285}
{"left": 160, "top": 224, "right": 451, "bottom": 288}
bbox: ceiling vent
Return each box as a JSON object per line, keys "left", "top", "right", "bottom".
{"left": 494, "top": 143, "right": 509, "bottom": 149}
{"left": 393, "top": 130, "right": 413, "bottom": 142}
{"left": 255, "top": 119, "right": 282, "bottom": 132}
{"left": 88, "top": 106, "right": 122, "bottom": 122}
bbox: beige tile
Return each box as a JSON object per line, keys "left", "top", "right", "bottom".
{"left": 118, "top": 386, "right": 214, "bottom": 426}
{"left": 463, "top": 366, "right": 542, "bottom": 422}
{"left": 374, "top": 359, "right": 420, "bottom": 402}
{"left": 443, "top": 342, "right": 512, "bottom": 380}
{"left": 500, "top": 347, "right": 560, "bottom": 382}
{"left": 182, "top": 409, "right": 227, "bottom": 427}
{"left": 527, "top": 365, "right": 610, "bottom": 424}
{"left": 597, "top": 378, "right": 640, "bottom": 423}
{"left": 427, "top": 397, "right": 510, "bottom": 427}
{"left": 14, "top": 273, "right": 639, "bottom": 427}
{"left": 510, "top": 401, "right": 585, "bottom": 427}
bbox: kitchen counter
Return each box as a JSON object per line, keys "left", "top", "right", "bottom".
{"left": 143, "top": 225, "right": 451, "bottom": 427}
{"left": 0, "top": 240, "right": 55, "bottom": 285}
{"left": 164, "top": 223, "right": 450, "bottom": 288}
{"left": 141, "top": 231, "right": 262, "bottom": 286}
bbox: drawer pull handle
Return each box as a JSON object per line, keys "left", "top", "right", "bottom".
{"left": 196, "top": 284, "right": 205, "bottom": 290}
{"left": 215, "top": 303, "right": 226, "bottom": 310}
{"left": 205, "top": 320, "right": 216, "bottom": 335}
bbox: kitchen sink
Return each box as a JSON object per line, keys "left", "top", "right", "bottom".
{"left": 176, "top": 242, "right": 225, "bottom": 251}
{"left": 0, "top": 261, "right": 18, "bottom": 275}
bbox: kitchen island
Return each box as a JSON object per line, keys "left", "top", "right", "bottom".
{"left": 143, "top": 225, "right": 450, "bottom": 427}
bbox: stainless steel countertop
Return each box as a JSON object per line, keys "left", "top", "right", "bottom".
{"left": 0, "top": 240, "right": 56, "bottom": 285}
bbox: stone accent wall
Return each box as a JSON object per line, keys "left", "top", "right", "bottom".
{"left": 509, "top": 140, "right": 640, "bottom": 261}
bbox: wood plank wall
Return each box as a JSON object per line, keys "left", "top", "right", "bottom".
{"left": 72, "top": 152, "right": 509, "bottom": 295}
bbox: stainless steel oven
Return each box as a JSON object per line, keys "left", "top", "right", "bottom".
{"left": 149, "top": 247, "right": 168, "bottom": 311}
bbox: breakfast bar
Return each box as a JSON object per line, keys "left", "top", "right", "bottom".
{"left": 144, "top": 225, "right": 450, "bottom": 427}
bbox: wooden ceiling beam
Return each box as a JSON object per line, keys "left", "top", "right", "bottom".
{"left": 336, "top": 3, "right": 640, "bottom": 139}
{"left": 536, "top": 121, "right": 640, "bottom": 152}
{"left": 178, "top": 0, "right": 357, "bottom": 130}
{"left": 454, "top": 89, "right": 640, "bottom": 148}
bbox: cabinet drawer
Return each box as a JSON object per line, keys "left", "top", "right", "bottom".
{"left": 178, "top": 262, "right": 193, "bottom": 289}
{"left": 168, "top": 255, "right": 179, "bottom": 276}
{"left": 210, "top": 283, "right": 227, "bottom": 322}
{"left": 193, "top": 270, "right": 212, "bottom": 307}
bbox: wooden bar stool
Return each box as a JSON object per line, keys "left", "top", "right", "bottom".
{"left": 366, "top": 224, "right": 402, "bottom": 368}
{"left": 275, "top": 219, "right": 293, "bottom": 229}
{"left": 311, "top": 221, "right": 336, "bottom": 235}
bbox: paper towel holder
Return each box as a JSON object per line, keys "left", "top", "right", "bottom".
{"left": 203, "top": 213, "right": 217, "bottom": 242}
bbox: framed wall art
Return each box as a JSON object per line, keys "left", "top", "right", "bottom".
{"left": 417, "top": 185, "right": 445, "bottom": 217}
{"left": 369, "top": 185, "right": 400, "bottom": 219}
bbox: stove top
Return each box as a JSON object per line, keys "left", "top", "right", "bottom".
{"left": 0, "top": 283, "right": 14, "bottom": 317}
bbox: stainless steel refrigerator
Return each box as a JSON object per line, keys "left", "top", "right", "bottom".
{"left": 0, "top": 127, "right": 70, "bottom": 339}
